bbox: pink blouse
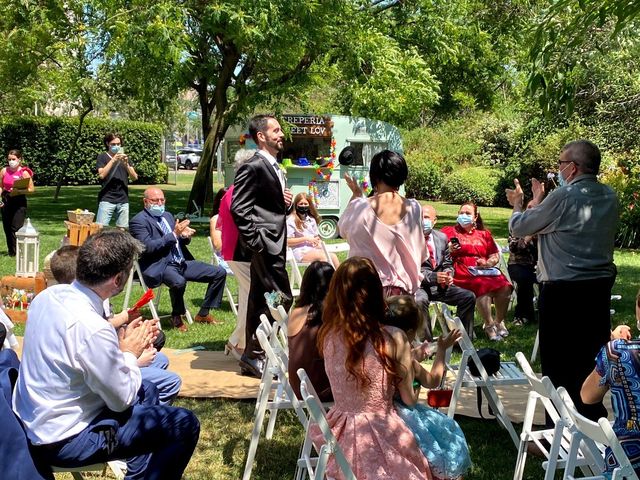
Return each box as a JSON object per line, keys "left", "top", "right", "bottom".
{"left": 2, "top": 166, "right": 32, "bottom": 192}
{"left": 338, "top": 197, "right": 426, "bottom": 294}
{"left": 217, "top": 186, "right": 239, "bottom": 261}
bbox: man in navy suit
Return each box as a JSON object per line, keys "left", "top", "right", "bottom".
{"left": 130, "top": 187, "right": 227, "bottom": 331}
{"left": 231, "top": 115, "right": 293, "bottom": 378}
{"left": 415, "top": 204, "right": 476, "bottom": 340}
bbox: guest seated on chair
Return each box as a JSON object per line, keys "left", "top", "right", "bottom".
{"left": 441, "top": 202, "right": 513, "bottom": 342}
{"left": 13, "top": 230, "right": 200, "bottom": 479}
{"left": 415, "top": 204, "right": 476, "bottom": 340}
{"left": 130, "top": 187, "right": 227, "bottom": 332}
{"left": 287, "top": 193, "right": 339, "bottom": 268}
{"left": 288, "top": 261, "right": 334, "bottom": 402}
{"left": 50, "top": 244, "right": 182, "bottom": 406}
{"left": 581, "top": 289, "right": 640, "bottom": 478}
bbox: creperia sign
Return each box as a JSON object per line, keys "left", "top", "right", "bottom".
{"left": 282, "top": 115, "right": 333, "bottom": 138}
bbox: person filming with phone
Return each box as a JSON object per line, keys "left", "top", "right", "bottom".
{"left": 441, "top": 202, "right": 513, "bottom": 342}
{"left": 96, "top": 132, "right": 138, "bottom": 229}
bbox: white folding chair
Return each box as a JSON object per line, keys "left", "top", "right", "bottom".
{"left": 287, "top": 247, "right": 308, "bottom": 297}
{"left": 298, "top": 368, "right": 357, "bottom": 480}
{"left": 52, "top": 460, "right": 126, "bottom": 479}
{"left": 436, "top": 303, "right": 528, "bottom": 447}
{"left": 558, "top": 387, "right": 639, "bottom": 480}
{"left": 207, "top": 236, "right": 238, "bottom": 317}
{"left": 122, "top": 260, "right": 193, "bottom": 325}
{"left": 513, "top": 352, "right": 603, "bottom": 480}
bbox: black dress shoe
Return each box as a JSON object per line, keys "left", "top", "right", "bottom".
{"left": 239, "top": 354, "right": 265, "bottom": 378}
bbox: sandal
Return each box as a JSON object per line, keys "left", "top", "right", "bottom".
{"left": 496, "top": 322, "right": 509, "bottom": 338}
{"left": 512, "top": 317, "right": 529, "bottom": 326}
{"left": 484, "top": 324, "right": 502, "bottom": 341}
{"left": 224, "top": 341, "right": 244, "bottom": 361}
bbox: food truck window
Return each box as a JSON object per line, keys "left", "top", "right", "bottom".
{"left": 283, "top": 137, "right": 331, "bottom": 163}
{"left": 348, "top": 142, "right": 388, "bottom": 166}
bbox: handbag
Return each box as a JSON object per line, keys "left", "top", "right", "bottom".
{"left": 468, "top": 348, "right": 501, "bottom": 418}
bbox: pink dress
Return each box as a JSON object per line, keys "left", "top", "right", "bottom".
{"left": 440, "top": 224, "right": 511, "bottom": 297}
{"left": 217, "top": 186, "right": 239, "bottom": 261}
{"left": 312, "top": 329, "right": 432, "bottom": 480}
{"left": 338, "top": 197, "right": 426, "bottom": 294}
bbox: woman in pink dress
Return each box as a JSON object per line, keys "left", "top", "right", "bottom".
{"left": 338, "top": 150, "right": 426, "bottom": 296}
{"left": 313, "top": 256, "right": 433, "bottom": 479}
{"left": 441, "top": 202, "right": 512, "bottom": 341}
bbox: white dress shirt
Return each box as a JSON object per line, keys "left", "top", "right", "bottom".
{"left": 13, "top": 281, "right": 141, "bottom": 445}
{"left": 259, "top": 149, "right": 285, "bottom": 191}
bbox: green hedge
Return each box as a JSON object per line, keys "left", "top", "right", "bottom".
{"left": 0, "top": 116, "right": 165, "bottom": 186}
{"left": 404, "top": 152, "right": 444, "bottom": 199}
{"left": 441, "top": 166, "right": 501, "bottom": 206}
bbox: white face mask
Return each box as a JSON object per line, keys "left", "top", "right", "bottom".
{"left": 8, "top": 160, "right": 19, "bottom": 170}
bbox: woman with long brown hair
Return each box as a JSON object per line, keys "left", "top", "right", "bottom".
{"left": 313, "top": 257, "right": 433, "bottom": 479}
{"left": 286, "top": 192, "right": 339, "bottom": 267}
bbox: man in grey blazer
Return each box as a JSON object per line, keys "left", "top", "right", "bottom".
{"left": 231, "top": 115, "right": 293, "bottom": 378}
{"left": 415, "top": 204, "right": 476, "bottom": 340}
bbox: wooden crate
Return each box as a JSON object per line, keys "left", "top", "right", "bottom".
{"left": 64, "top": 221, "right": 102, "bottom": 246}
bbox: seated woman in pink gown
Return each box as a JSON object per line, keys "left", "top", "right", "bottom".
{"left": 313, "top": 256, "right": 433, "bottom": 479}
{"left": 441, "top": 202, "right": 512, "bottom": 341}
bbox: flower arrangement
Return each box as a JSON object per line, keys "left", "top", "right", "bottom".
{"left": 3, "top": 288, "right": 34, "bottom": 310}
{"left": 264, "top": 290, "right": 287, "bottom": 309}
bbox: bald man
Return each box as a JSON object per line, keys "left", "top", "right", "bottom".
{"left": 415, "top": 204, "right": 476, "bottom": 340}
{"left": 130, "top": 187, "right": 227, "bottom": 332}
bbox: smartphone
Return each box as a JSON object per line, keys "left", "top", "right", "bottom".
{"left": 117, "top": 146, "right": 125, "bottom": 155}
{"left": 450, "top": 237, "right": 460, "bottom": 247}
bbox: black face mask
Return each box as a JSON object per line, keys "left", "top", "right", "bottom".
{"left": 296, "top": 206, "right": 310, "bottom": 216}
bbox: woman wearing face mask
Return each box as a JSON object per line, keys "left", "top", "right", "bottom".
{"left": 0, "top": 150, "right": 35, "bottom": 256}
{"left": 286, "top": 193, "right": 339, "bottom": 268}
{"left": 441, "top": 202, "right": 513, "bottom": 341}
{"left": 96, "top": 132, "right": 138, "bottom": 229}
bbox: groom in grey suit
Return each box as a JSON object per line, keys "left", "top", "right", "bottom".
{"left": 231, "top": 115, "right": 293, "bottom": 378}
{"left": 415, "top": 205, "right": 476, "bottom": 340}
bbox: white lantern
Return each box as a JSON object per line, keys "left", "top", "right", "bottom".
{"left": 16, "top": 218, "right": 39, "bottom": 278}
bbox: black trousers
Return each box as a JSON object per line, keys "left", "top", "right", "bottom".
{"left": 538, "top": 276, "right": 614, "bottom": 422}
{"left": 245, "top": 246, "right": 292, "bottom": 359}
{"left": 508, "top": 263, "right": 538, "bottom": 321}
{"left": 1, "top": 193, "right": 27, "bottom": 256}
{"left": 415, "top": 285, "right": 476, "bottom": 341}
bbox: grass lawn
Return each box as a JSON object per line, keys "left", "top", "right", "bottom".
{"left": 7, "top": 173, "right": 640, "bottom": 479}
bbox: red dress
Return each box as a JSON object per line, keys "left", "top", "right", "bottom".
{"left": 440, "top": 224, "right": 511, "bottom": 297}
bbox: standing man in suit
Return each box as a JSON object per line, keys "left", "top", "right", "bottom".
{"left": 130, "top": 187, "right": 227, "bottom": 332}
{"left": 231, "top": 115, "right": 293, "bottom": 378}
{"left": 415, "top": 204, "right": 476, "bottom": 340}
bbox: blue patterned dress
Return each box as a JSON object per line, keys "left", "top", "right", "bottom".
{"left": 595, "top": 339, "right": 640, "bottom": 477}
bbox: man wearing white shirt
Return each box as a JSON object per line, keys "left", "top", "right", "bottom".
{"left": 13, "top": 230, "right": 199, "bottom": 479}
{"left": 415, "top": 205, "right": 476, "bottom": 340}
{"left": 231, "top": 114, "right": 293, "bottom": 378}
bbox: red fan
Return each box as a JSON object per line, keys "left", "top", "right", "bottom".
{"left": 129, "top": 289, "right": 155, "bottom": 311}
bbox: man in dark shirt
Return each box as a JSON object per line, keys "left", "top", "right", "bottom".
{"left": 96, "top": 132, "right": 138, "bottom": 228}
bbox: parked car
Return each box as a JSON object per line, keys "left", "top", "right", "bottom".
{"left": 176, "top": 148, "right": 202, "bottom": 169}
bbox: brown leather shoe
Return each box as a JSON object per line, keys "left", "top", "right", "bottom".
{"left": 172, "top": 315, "right": 188, "bottom": 332}
{"left": 194, "top": 313, "right": 221, "bottom": 325}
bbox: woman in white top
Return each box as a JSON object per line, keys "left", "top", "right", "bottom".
{"left": 286, "top": 193, "right": 339, "bottom": 267}
{"left": 338, "top": 150, "right": 426, "bottom": 296}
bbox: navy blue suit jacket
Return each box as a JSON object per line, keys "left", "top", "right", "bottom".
{"left": 129, "top": 209, "right": 195, "bottom": 288}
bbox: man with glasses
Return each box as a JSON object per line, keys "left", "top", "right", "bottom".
{"left": 96, "top": 132, "right": 138, "bottom": 228}
{"left": 130, "top": 187, "right": 227, "bottom": 332}
{"left": 505, "top": 140, "right": 618, "bottom": 422}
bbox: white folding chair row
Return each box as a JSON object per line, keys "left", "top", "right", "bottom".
{"left": 435, "top": 303, "right": 527, "bottom": 447}
{"left": 531, "top": 294, "right": 622, "bottom": 363}
{"left": 513, "top": 352, "right": 604, "bottom": 480}
{"left": 52, "top": 460, "right": 126, "bottom": 479}
{"left": 121, "top": 259, "right": 193, "bottom": 325}
{"left": 207, "top": 236, "right": 238, "bottom": 317}
{"left": 287, "top": 241, "right": 334, "bottom": 296}
{"left": 559, "top": 387, "right": 639, "bottom": 480}
{"left": 297, "top": 368, "right": 357, "bottom": 480}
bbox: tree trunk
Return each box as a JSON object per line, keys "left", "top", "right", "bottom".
{"left": 54, "top": 97, "right": 93, "bottom": 201}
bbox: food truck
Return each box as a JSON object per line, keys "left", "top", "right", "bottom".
{"left": 221, "top": 114, "right": 403, "bottom": 239}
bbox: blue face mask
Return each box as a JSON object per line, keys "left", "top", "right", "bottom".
{"left": 457, "top": 213, "right": 473, "bottom": 226}
{"left": 148, "top": 204, "right": 165, "bottom": 217}
{"left": 110, "top": 145, "right": 120, "bottom": 154}
{"left": 422, "top": 218, "right": 433, "bottom": 235}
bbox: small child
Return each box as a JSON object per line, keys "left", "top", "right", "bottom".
{"left": 384, "top": 295, "right": 472, "bottom": 480}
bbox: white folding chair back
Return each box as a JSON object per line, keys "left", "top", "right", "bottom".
{"left": 513, "top": 352, "right": 602, "bottom": 480}
{"left": 267, "top": 304, "right": 289, "bottom": 350}
{"left": 436, "top": 303, "right": 527, "bottom": 447}
{"left": 207, "top": 236, "right": 238, "bottom": 317}
{"left": 558, "top": 387, "right": 639, "bottom": 480}
{"left": 286, "top": 247, "right": 308, "bottom": 297}
{"left": 298, "top": 368, "right": 357, "bottom": 480}
{"left": 122, "top": 260, "right": 193, "bottom": 325}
